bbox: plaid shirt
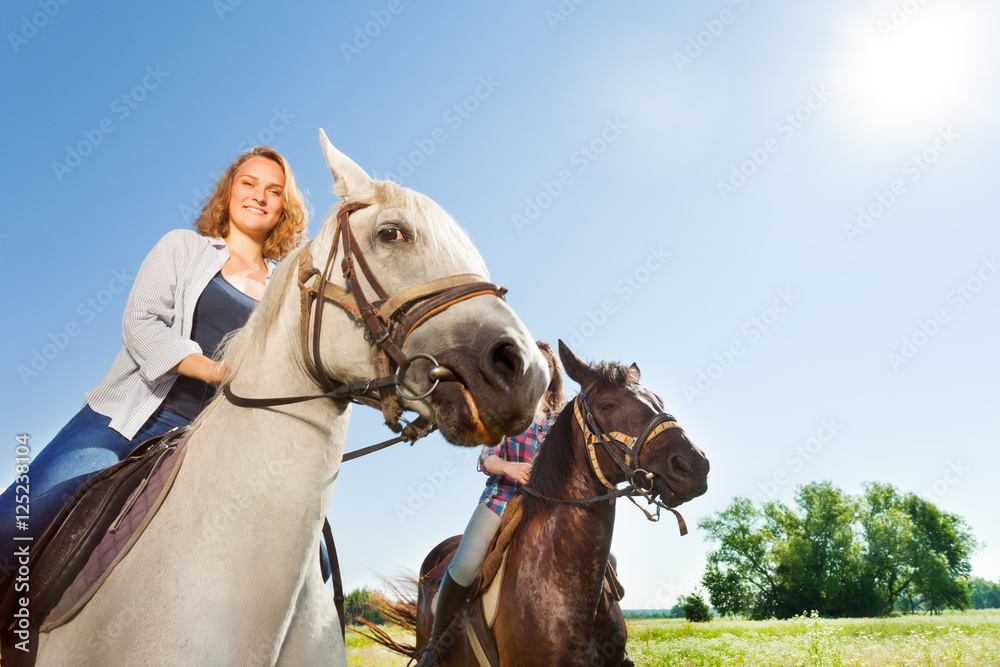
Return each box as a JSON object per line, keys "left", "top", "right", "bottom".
{"left": 478, "top": 408, "right": 561, "bottom": 517}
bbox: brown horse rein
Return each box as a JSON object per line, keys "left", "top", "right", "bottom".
{"left": 522, "top": 383, "right": 689, "bottom": 535}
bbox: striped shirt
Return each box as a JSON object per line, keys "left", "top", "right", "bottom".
{"left": 478, "top": 408, "right": 561, "bottom": 517}
{"left": 85, "top": 230, "right": 274, "bottom": 439}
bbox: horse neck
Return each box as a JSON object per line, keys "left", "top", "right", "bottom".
{"left": 191, "top": 272, "right": 351, "bottom": 523}
{"left": 523, "top": 412, "right": 617, "bottom": 591}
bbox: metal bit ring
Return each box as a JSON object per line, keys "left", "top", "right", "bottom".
{"left": 397, "top": 353, "right": 451, "bottom": 401}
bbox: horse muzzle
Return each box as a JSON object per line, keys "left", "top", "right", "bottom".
{"left": 416, "top": 339, "right": 545, "bottom": 447}
{"left": 647, "top": 447, "right": 710, "bottom": 506}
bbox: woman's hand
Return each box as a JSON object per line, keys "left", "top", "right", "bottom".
{"left": 483, "top": 455, "right": 532, "bottom": 484}
{"left": 503, "top": 461, "right": 532, "bottom": 485}
{"left": 174, "top": 354, "right": 229, "bottom": 385}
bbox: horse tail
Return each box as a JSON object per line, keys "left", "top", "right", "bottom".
{"left": 354, "top": 577, "right": 419, "bottom": 658}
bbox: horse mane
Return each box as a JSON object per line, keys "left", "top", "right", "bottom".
{"left": 520, "top": 360, "right": 636, "bottom": 521}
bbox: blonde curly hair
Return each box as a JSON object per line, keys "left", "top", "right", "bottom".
{"left": 194, "top": 146, "right": 308, "bottom": 260}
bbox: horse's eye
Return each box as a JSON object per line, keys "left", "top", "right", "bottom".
{"left": 377, "top": 227, "right": 407, "bottom": 243}
{"left": 599, "top": 402, "right": 616, "bottom": 412}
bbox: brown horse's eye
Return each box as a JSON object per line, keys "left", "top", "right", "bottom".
{"left": 377, "top": 227, "right": 407, "bottom": 243}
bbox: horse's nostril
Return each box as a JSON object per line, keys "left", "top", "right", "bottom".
{"left": 670, "top": 454, "right": 692, "bottom": 479}
{"left": 484, "top": 339, "right": 523, "bottom": 388}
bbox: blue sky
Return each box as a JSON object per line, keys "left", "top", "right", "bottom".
{"left": 3, "top": 0, "right": 999, "bottom": 610}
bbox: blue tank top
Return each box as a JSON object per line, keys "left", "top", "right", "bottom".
{"left": 161, "top": 272, "right": 258, "bottom": 420}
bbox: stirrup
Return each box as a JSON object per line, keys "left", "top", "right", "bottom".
{"left": 411, "top": 644, "right": 443, "bottom": 667}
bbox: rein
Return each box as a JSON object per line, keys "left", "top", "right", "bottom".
{"left": 223, "top": 201, "right": 508, "bottom": 442}
{"left": 522, "top": 383, "right": 689, "bottom": 535}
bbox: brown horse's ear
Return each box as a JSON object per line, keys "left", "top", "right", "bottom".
{"left": 558, "top": 339, "right": 594, "bottom": 388}
{"left": 627, "top": 363, "right": 641, "bottom": 383}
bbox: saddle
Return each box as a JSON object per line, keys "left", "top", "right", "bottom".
{"left": 418, "top": 534, "right": 505, "bottom": 667}
{"left": 0, "top": 430, "right": 188, "bottom": 665}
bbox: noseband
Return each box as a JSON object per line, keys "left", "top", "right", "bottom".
{"left": 224, "top": 202, "right": 508, "bottom": 439}
{"left": 524, "top": 382, "right": 689, "bottom": 534}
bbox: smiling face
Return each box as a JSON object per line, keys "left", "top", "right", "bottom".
{"left": 227, "top": 156, "right": 285, "bottom": 243}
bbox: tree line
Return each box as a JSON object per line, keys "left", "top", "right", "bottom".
{"left": 970, "top": 577, "right": 1000, "bottom": 609}
{"left": 699, "top": 481, "right": 978, "bottom": 619}
{"left": 344, "top": 480, "right": 997, "bottom": 626}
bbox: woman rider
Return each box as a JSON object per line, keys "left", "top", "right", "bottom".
{"left": 0, "top": 147, "right": 308, "bottom": 587}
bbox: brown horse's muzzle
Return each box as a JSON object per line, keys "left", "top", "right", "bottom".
{"left": 645, "top": 433, "right": 710, "bottom": 507}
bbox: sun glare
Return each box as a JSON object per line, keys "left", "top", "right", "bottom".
{"left": 836, "top": 6, "right": 989, "bottom": 137}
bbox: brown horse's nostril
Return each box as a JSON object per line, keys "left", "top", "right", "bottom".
{"left": 669, "top": 454, "right": 692, "bottom": 479}
{"left": 481, "top": 339, "right": 524, "bottom": 390}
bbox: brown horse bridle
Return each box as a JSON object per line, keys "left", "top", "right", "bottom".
{"left": 523, "top": 382, "right": 689, "bottom": 534}
{"left": 224, "top": 201, "right": 508, "bottom": 439}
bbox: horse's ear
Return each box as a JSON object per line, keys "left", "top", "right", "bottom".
{"left": 558, "top": 339, "right": 594, "bottom": 387}
{"left": 627, "top": 363, "right": 640, "bottom": 383}
{"left": 318, "top": 128, "right": 373, "bottom": 199}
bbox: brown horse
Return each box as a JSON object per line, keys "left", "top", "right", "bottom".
{"left": 369, "top": 341, "right": 710, "bottom": 666}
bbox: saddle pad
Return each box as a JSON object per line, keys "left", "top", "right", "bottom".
{"left": 481, "top": 547, "right": 507, "bottom": 629}
{"left": 41, "top": 436, "right": 190, "bottom": 631}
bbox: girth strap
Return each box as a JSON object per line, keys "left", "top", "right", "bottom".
{"left": 322, "top": 519, "right": 346, "bottom": 641}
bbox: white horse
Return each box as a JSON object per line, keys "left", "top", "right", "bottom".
{"left": 34, "top": 131, "right": 548, "bottom": 666}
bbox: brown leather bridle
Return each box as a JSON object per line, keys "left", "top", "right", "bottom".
{"left": 523, "top": 382, "right": 690, "bottom": 534}
{"left": 224, "top": 201, "right": 508, "bottom": 439}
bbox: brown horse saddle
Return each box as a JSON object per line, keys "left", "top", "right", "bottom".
{"left": 0, "top": 429, "right": 189, "bottom": 662}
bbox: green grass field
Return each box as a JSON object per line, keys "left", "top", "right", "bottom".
{"left": 628, "top": 610, "right": 1000, "bottom": 666}
{"left": 347, "top": 609, "right": 1000, "bottom": 666}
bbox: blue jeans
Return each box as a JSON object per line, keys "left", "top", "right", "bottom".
{"left": 0, "top": 404, "right": 188, "bottom": 585}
